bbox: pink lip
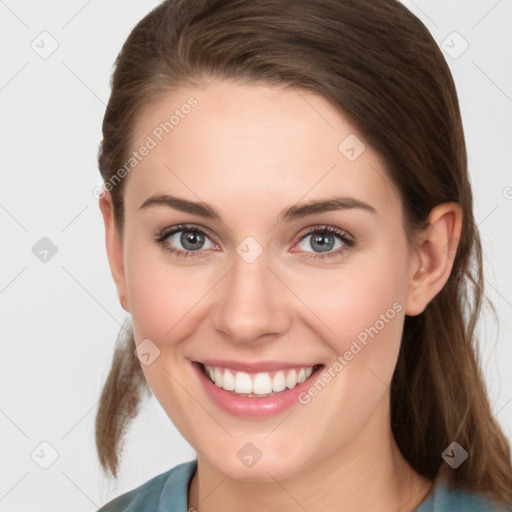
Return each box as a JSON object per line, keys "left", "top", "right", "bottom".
{"left": 197, "top": 359, "right": 317, "bottom": 373}
{"left": 191, "top": 361, "right": 323, "bottom": 419}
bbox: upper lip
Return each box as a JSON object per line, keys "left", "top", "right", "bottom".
{"left": 195, "top": 359, "right": 322, "bottom": 373}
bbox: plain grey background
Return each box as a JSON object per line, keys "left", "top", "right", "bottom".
{"left": 1, "top": 0, "right": 511, "bottom": 510}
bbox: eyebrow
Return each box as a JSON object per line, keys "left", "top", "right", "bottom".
{"left": 138, "top": 194, "right": 377, "bottom": 222}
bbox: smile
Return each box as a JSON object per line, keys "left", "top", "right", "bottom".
{"left": 191, "top": 359, "right": 325, "bottom": 418}
{"left": 199, "top": 362, "right": 323, "bottom": 397}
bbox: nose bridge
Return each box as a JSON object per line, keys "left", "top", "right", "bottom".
{"left": 212, "top": 248, "right": 291, "bottom": 344}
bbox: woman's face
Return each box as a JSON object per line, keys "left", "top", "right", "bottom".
{"left": 107, "top": 80, "right": 422, "bottom": 482}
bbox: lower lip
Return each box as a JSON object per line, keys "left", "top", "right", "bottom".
{"left": 191, "top": 361, "right": 323, "bottom": 419}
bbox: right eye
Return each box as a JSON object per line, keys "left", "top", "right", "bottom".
{"left": 154, "top": 224, "right": 219, "bottom": 258}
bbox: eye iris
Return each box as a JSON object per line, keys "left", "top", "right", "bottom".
{"left": 311, "top": 233, "right": 334, "bottom": 253}
{"left": 181, "top": 231, "right": 204, "bottom": 250}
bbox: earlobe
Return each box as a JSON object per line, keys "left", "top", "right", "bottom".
{"left": 98, "top": 192, "right": 130, "bottom": 313}
{"left": 405, "top": 202, "right": 463, "bottom": 316}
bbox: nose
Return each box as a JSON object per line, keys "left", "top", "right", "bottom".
{"left": 212, "top": 251, "right": 292, "bottom": 346}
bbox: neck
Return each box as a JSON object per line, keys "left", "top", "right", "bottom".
{"left": 188, "top": 399, "right": 433, "bottom": 511}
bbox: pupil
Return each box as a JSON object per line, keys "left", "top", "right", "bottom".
{"left": 312, "top": 233, "right": 333, "bottom": 253}
{"left": 182, "top": 231, "right": 204, "bottom": 250}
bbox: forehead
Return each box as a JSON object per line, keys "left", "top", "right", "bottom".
{"left": 124, "top": 80, "right": 401, "bottom": 222}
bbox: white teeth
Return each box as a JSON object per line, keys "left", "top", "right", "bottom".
{"left": 222, "top": 369, "right": 235, "bottom": 391}
{"left": 214, "top": 367, "right": 223, "bottom": 387}
{"left": 272, "top": 371, "right": 287, "bottom": 392}
{"left": 234, "top": 372, "right": 253, "bottom": 394}
{"left": 286, "top": 369, "right": 297, "bottom": 389}
{"left": 203, "top": 364, "right": 317, "bottom": 396}
{"left": 253, "top": 373, "right": 273, "bottom": 394}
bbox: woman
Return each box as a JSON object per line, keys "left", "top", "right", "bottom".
{"left": 94, "top": 0, "right": 512, "bottom": 510}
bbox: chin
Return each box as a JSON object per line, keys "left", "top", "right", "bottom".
{"left": 204, "top": 448, "right": 313, "bottom": 484}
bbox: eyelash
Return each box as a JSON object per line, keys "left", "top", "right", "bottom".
{"left": 153, "top": 223, "right": 355, "bottom": 260}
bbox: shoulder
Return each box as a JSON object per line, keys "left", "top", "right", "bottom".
{"left": 415, "top": 479, "right": 510, "bottom": 512}
{"left": 97, "top": 459, "right": 197, "bottom": 512}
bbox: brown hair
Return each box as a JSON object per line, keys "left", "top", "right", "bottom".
{"left": 95, "top": 0, "right": 512, "bottom": 505}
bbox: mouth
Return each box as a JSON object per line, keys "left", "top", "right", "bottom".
{"left": 195, "top": 361, "right": 324, "bottom": 398}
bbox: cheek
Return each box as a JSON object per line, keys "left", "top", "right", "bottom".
{"left": 124, "top": 241, "right": 210, "bottom": 343}
{"left": 123, "top": 245, "right": 209, "bottom": 435}
{"left": 297, "top": 247, "right": 407, "bottom": 370}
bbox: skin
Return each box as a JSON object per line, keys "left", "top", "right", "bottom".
{"left": 100, "top": 79, "right": 463, "bottom": 511}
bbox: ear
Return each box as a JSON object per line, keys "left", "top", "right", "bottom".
{"left": 405, "top": 202, "right": 463, "bottom": 316}
{"left": 99, "top": 192, "right": 130, "bottom": 312}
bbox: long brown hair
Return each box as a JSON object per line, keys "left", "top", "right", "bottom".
{"left": 95, "top": 0, "right": 512, "bottom": 505}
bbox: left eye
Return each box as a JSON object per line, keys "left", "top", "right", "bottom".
{"left": 299, "top": 231, "right": 343, "bottom": 252}
{"left": 157, "top": 226, "right": 217, "bottom": 253}
{"left": 294, "top": 227, "right": 354, "bottom": 257}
